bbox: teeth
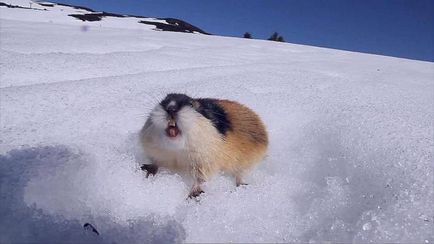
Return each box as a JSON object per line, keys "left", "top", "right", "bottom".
{"left": 168, "top": 120, "right": 176, "bottom": 127}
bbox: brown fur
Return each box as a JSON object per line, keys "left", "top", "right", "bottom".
{"left": 213, "top": 100, "right": 268, "bottom": 177}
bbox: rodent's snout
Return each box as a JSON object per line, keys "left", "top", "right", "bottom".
{"left": 166, "top": 105, "right": 176, "bottom": 118}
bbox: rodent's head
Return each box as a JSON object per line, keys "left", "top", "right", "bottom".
{"left": 150, "top": 93, "right": 198, "bottom": 139}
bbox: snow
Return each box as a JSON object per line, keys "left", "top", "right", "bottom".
{"left": 1, "top": 1, "right": 433, "bottom": 243}
{"left": 0, "top": 0, "right": 168, "bottom": 30}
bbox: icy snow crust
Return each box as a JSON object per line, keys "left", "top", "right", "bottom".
{"left": 1, "top": 4, "right": 433, "bottom": 244}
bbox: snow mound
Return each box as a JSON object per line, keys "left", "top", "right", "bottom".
{"left": 0, "top": 145, "right": 185, "bottom": 243}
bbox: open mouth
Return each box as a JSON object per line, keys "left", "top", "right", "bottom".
{"left": 165, "top": 120, "right": 180, "bottom": 138}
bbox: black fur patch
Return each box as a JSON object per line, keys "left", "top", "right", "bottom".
{"left": 159, "top": 94, "right": 231, "bottom": 136}
{"left": 195, "top": 98, "right": 231, "bottom": 136}
{"left": 160, "top": 93, "right": 193, "bottom": 115}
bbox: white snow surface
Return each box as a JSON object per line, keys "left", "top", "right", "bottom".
{"left": 1, "top": 2, "right": 433, "bottom": 243}
{"left": 0, "top": 0, "right": 168, "bottom": 31}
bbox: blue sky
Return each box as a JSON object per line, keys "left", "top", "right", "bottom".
{"left": 59, "top": 0, "right": 433, "bottom": 61}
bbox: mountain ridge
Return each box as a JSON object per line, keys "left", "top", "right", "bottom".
{"left": 0, "top": 0, "right": 210, "bottom": 34}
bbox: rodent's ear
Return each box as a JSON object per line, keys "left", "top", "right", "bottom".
{"left": 192, "top": 100, "right": 200, "bottom": 109}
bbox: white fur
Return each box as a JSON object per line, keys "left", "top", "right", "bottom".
{"left": 140, "top": 104, "right": 223, "bottom": 176}
{"left": 148, "top": 105, "right": 186, "bottom": 150}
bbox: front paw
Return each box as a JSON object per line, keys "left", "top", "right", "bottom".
{"left": 188, "top": 189, "right": 204, "bottom": 199}
{"left": 236, "top": 182, "right": 248, "bottom": 187}
{"left": 140, "top": 164, "right": 158, "bottom": 178}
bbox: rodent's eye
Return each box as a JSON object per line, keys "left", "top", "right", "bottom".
{"left": 190, "top": 100, "right": 199, "bottom": 109}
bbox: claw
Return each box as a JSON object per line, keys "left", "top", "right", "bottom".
{"left": 236, "top": 182, "right": 248, "bottom": 187}
{"left": 235, "top": 175, "right": 247, "bottom": 187}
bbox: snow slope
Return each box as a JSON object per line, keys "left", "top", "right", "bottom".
{"left": 1, "top": 1, "right": 433, "bottom": 243}
{"left": 0, "top": 0, "right": 207, "bottom": 33}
